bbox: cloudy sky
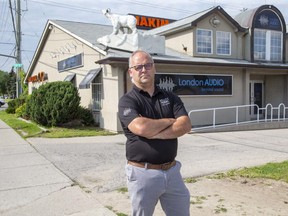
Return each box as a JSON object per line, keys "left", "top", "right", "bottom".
{"left": 0, "top": 0, "right": 287, "bottom": 72}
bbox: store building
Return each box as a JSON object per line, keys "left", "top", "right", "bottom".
{"left": 24, "top": 5, "right": 288, "bottom": 132}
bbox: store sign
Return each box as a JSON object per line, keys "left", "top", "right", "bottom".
{"left": 129, "top": 14, "right": 175, "bottom": 30}
{"left": 28, "top": 71, "right": 47, "bottom": 83}
{"left": 58, "top": 53, "right": 83, "bottom": 72}
{"left": 155, "top": 74, "right": 233, "bottom": 96}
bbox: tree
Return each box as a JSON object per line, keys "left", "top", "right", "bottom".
{"left": 0, "top": 70, "right": 9, "bottom": 97}
{"left": 7, "top": 70, "right": 16, "bottom": 98}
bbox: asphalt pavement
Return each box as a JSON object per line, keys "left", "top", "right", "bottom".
{"left": 1, "top": 118, "right": 288, "bottom": 216}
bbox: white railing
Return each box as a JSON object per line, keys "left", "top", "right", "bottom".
{"left": 188, "top": 103, "right": 288, "bottom": 131}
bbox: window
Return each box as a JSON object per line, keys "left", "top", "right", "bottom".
{"left": 254, "top": 29, "right": 282, "bottom": 62}
{"left": 79, "top": 68, "right": 102, "bottom": 110}
{"left": 196, "top": 29, "right": 212, "bottom": 54}
{"left": 79, "top": 68, "right": 101, "bottom": 89}
{"left": 270, "top": 31, "right": 282, "bottom": 61}
{"left": 216, "top": 31, "right": 231, "bottom": 55}
{"left": 91, "top": 74, "right": 102, "bottom": 111}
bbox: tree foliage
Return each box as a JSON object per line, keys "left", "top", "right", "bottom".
{"left": 0, "top": 70, "right": 9, "bottom": 97}
{"left": 7, "top": 70, "right": 16, "bottom": 98}
{"left": 26, "top": 81, "right": 80, "bottom": 127}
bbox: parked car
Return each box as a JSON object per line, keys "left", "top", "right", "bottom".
{"left": 0, "top": 99, "right": 5, "bottom": 107}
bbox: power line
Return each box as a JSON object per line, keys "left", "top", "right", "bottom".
{"left": 28, "top": 0, "right": 102, "bottom": 14}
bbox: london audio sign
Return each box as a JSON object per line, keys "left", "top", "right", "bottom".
{"left": 155, "top": 74, "right": 233, "bottom": 96}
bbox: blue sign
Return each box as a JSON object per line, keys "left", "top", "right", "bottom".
{"left": 58, "top": 53, "right": 83, "bottom": 72}
{"left": 155, "top": 74, "right": 232, "bottom": 96}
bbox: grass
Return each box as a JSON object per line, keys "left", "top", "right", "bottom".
{"left": 105, "top": 206, "right": 128, "bottom": 216}
{"left": 227, "top": 161, "right": 288, "bottom": 183}
{"left": 204, "top": 160, "right": 288, "bottom": 183}
{"left": 0, "top": 111, "right": 43, "bottom": 138}
{"left": 0, "top": 110, "right": 116, "bottom": 138}
{"left": 117, "top": 187, "right": 128, "bottom": 194}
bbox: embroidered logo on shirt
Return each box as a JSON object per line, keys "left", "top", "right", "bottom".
{"left": 159, "top": 98, "right": 170, "bottom": 106}
{"left": 123, "top": 108, "right": 132, "bottom": 116}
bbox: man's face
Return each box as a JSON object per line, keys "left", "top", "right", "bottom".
{"left": 129, "top": 52, "right": 155, "bottom": 86}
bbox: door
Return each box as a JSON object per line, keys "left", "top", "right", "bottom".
{"left": 249, "top": 81, "right": 264, "bottom": 117}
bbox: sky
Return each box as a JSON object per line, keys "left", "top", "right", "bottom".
{"left": 0, "top": 0, "right": 288, "bottom": 73}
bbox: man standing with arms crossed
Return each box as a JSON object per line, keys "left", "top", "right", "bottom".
{"left": 118, "top": 50, "right": 191, "bottom": 216}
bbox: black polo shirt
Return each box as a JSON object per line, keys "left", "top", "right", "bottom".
{"left": 118, "top": 85, "right": 188, "bottom": 164}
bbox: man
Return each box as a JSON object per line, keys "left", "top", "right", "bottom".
{"left": 118, "top": 50, "right": 191, "bottom": 216}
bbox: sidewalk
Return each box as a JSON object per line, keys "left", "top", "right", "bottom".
{"left": 0, "top": 119, "right": 116, "bottom": 216}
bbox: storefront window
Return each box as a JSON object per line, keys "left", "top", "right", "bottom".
{"left": 254, "top": 29, "right": 282, "bottom": 62}
{"left": 196, "top": 29, "right": 212, "bottom": 54}
{"left": 216, "top": 31, "right": 231, "bottom": 55}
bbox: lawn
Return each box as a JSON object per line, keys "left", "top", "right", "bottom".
{"left": 0, "top": 110, "right": 116, "bottom": 138}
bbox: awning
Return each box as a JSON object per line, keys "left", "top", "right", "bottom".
{"left": 63, "top": 73, "right": 76, "bottom": 82}
{"left": 79, "top": 68, "right": 102, "bottom": 89}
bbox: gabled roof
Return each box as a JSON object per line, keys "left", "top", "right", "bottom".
{"left": 25, "top": 20, "right": 112, "bottom": 82}
{"left": 51, "top": 20, "right": 112, "bottom": 46}
{"left": 145, "top": 6, "right": 246, "bottom": 36}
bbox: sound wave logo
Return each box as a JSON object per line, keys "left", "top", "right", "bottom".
{"left": 157, "top": 76, "right": 176, "bottom": 92}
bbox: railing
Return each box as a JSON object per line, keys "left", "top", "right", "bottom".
{"left": 188, "top": 103, "right": 288, "bottom": 132}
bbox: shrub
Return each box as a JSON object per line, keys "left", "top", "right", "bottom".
{"left": 78, "top": 106, "right": 95, "bottom": 126}
{"left": 6, "top": 100, "right": 16, "bottom": 114}
{"left": 6, "top": 98, "right": 25, "bottom": 114}
{"left": 15, "top": 103, "right": 28, "bottom": 118}
{"left": 26, "top": 81, "right": 80, "bottom": 127}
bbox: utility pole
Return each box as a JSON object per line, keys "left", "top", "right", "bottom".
{"left": 15, "top": 0, "right": 22, "bottom": 98}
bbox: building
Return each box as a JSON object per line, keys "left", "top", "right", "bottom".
{"left": 24, "top": 5, "right": 288, "bottom": 132}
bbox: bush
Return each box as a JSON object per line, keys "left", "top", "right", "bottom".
{"left": 6, "top": 98, "right": 26, "bottom": 114}
{"left": 78, "top": 106, "right": 95, "bottom": 126}
{"left": 5, "top": 100, "right": 16, "bottom": 114}
{"left": 15, "top": 103, "right": 28, "bottom": 118}
{"left": 26, "top": 81, "right": 80, "bottom": 127}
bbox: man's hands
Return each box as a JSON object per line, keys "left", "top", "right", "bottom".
{"left": 128, "top": 117, "right": 176, "bottom": 138}
{"left": 128, "top": 115, "right": 191, "bottom": 139}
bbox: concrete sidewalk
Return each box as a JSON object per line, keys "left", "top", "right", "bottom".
{"left": 0, "top": 119, "right": 116, "bottom": 216}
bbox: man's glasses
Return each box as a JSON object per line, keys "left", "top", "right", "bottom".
{"left": 130, "top": 63, "right": 154, "bottom": 72}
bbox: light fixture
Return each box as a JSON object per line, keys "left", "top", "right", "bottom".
{"left": 209, "top": 16, "right": 221, "bottom": 28}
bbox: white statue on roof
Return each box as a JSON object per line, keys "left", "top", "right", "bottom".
{"left": 97, "top": 9, "right": 165, "bottom": 54}
{"left": 102, "top": 8, "right": 137, "bottom": 35}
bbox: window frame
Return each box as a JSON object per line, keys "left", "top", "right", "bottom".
{"left": 253, "top": 28, "right": 283, "bottom": 62}
{"left": 91, "top": 73, "right": 102, "bottom": 111}
{"left": 196, "top": 28, "right": 213, "bottom": 54}
{"left": 216, "top": 31, "right": 231, "bottom": 56}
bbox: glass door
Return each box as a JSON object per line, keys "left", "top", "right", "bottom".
{"left": 249, "top": 81, "right": 264, "bottom": 117}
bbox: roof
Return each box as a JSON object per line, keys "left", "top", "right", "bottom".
{"left": 145, "top": 6, "right": 246, "bottom": 36}
{"left": 234, "top": 4, "right": 287, "bottom": 33}
{"left": 234, "top": 8, "right": 258, "bottom": 28}
{"left": 25, "top": 20, "right": 112, "bottom": 82}
{"left": 51, "top": 20, "right": 112, "bottom": 47}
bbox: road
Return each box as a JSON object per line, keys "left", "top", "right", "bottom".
{"left": 27, "top": 129, "right": 288, "bottom": 192}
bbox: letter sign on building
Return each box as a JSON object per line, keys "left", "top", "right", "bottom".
{"left": 129, "top": 14, "right": 176, "bottom": 30}
{"left": 155, "top": 74, "right": 233, "bottom": 96}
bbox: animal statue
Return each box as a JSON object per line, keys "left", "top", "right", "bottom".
{"left": 102, "top": 9, "right": 137, "bottom": 35}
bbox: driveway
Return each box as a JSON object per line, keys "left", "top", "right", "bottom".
{"left": 27, "top": 129, "right": 288, "bottom": 192}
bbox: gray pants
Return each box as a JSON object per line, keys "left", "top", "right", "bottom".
{"left": 125, "top": 161, "right": 190, "bottom": 216}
